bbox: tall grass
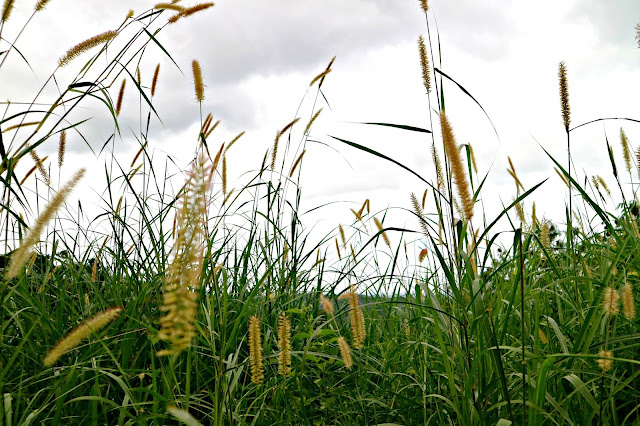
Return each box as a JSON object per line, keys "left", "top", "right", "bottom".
{"left": 0, "top": 2, "right": 639, "bottom": 425}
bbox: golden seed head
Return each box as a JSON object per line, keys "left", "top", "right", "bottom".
{"left": 596, "top": 349, "right": 613, "bottom": 373}
{"left": 35, "top": 0, "right": 52, "bottom": 12}
{"left": 597, "top": 175, "right": 611, "bottom": 196}
{"left": 303, "top": 108, "right": 323, "bottom": 135}
{"left": 277, "top": 313, "right": 292, "bottom": 376}
{"left": 339, "top": 224, "right": 346, "bottom": 247}
{"left": 541, "top": 221, "right": 550, "bottom": 249}
{"left": 421, "top": 188, "right": 428, "bottom": 209}
{"left": 7, "top": 168, "right": 85, "bottom": 279}
{"left": 319, "top": 56, "right": 335, "bottom": 88}
{"left": 58, "top": 30, "right": 118, "bottom": 67}
{"left": 335, "top": 238, "right": 341, "bottom": 259}
{"left": 151, "top": 64, "right": 161, "bottom": 97}
{"left": 289, "top": 150, "right": 306, "bottom": 177}
{"left": 374, "top": 217, "right": 391, "bottom": 247}
{"left": 410, "top": 192, "right": 429, "bottom": 236}
{"left": 620, "top": 128, "right": 632, "bottom": 174}
{"left": 224, "top": 131, "right": 245, "bottom": 154}
{"left": 431, "top": 144, "right": 445, "bottom": 190}
{"left": 419, "top": 248, "right": 428, "bottom": 263}
{"left": 320, "top": 294, "right": 335, "bottom": 316}
{"left": 192, "top": 60, "right": 205, "bottom": 102}
{"left": 622, "top": 281, "right": 635, "bottom": 320}
{"left": 339, "top": 286, "right": 366, "bottom": 349}
{"left": 248, "top": 315, "right": 264, "bottom": 384}
{"left": 2, "top": 0, "right": 15, "bottom": 22}
{"left": 441, "top": 113, "right": 474, "bottom": 220}
{"left": 417, "top": 36, "right": 431, "bottom": 94}
{"left": 222, "top": 155, "right": 227, "bottom": 196}
{"left": 271, "top": 118, "right": 300, "bottom": 169}
{"left": 468, "top": 143, "right": 478, "bottom": 174}
{"left": 538, "top": 327, "right": 548, "bottom": 344}
{"left": 168, "top": 2, "right": 214, "bottom": 24}
{"left": 29, "top": 149, "right": 50, "bottom": 187}
{"left": 116, "top": 78, "right": 126, "bottom": 117}
{"left": 531, "top": 202, "right": 538, "bottom": 230}
{"left": 337, "top": 336, "right": 353, "bottom": 369}
{"left": 43, "top": 307, "right": 122, "bottom": 366}
{"left": 603, "top": 286, "right": 620, "bottom": 316}
{"left": 157, "top": 155, "right": 210, "bottom": 356}
{"left": 514, "top": 200, "right": 525, "bottom": 224}
{"left": 419, "top": 0, "right": 428, "bottom": 12}
{"left": 126, "top": 9, "right": 134, "bottom": 19}
{"left": 558, "top": 61, "right": 571, "bottom": 131}
{"left": 155, "top": 2, "right": 185, "bottom": 11}
{"left": 58, "top": 130, "right": 66, "bottom": 168}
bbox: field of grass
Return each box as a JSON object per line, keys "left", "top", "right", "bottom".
{"left": 1, "top": 2, "right": 640, "bottom": 425}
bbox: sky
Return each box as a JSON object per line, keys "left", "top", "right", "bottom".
{"left": 1, "top": 0, "right": 640, "bottom": 256}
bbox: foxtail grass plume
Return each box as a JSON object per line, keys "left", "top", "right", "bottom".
{"left": 374, "top": 217, "right": 390, "bottom": 247}
{"left": 157, "top": 155, "right": 211, "bottom": 356}
{"left": 596, "top": 349, "right": 613, "bottom": 373}
{"left": 168, "top": 2, "right": 215, "bottom": 24}
{"left": 620, "top": 128, "right": 632, "bottom": 174}
{"left": 289, "top": 150, "right": 306, "bottom": 177}
{"left": 6, "top": 168, "right": 85, "bottom": 279}
{"left": 441, "top": 113, "right": 474, "bottom": 220}
{"left": 468, "top": 143, "right": 478, "bottom": 174}
{"left": 419, "top": 248, "right": 428, "bottom": 263}
{"left": 422, "top": 188, "right": 428, "bottom": 209}
{"left": 2, "top": 0, "right": 15, "bottom": 22}
{"left": 531, "top": 202, "right": 538, "bottom": 230}
{"left": 558, "top": 61, "right": 571, "bottom": 132}
{"left": 338, "top": 286, "right": 366, "bottom": 349}
{"left": 43, "top": 307, "right": 122, "bottom": 366}
{"left": 222, "top": 155, "right": 227, "bottom": 196}
{"left": 339, "top": 224, "right": 346, "bottom": 248}
{"left": 116, "top": 78, "right": 126, "bottom": 116}
{"left": 417, "top": 36, "right": 431, "bottom": 94}
{"left": 514, "top": 200, "right": 525, "bottom": 223}
{"left": 337, "top": 336, "right": 353, "bottom": 369}
{"left": 538, "top": 327, "right": 548, "bottom": 344}
{"left": 28, "top": 149, "right": 49, "bottom": 186}
{"left": 304, "top": 108, "right": 323, "bottom": 135}
{"left": 334, "top": 238, "right": 341, "bottom": 259}
{"left": 58, "top": 30, "right": 118, "bottom": 67}
{"left": 603, "top": 286, "right": 620, "bottom": 316}
{"left": 419, "top": 0, "right": 428, "bottom": 12}
{"left": 431, "top": 144, "right": 445, "bottom": 190}
{"left": 310, "top": 69, "right": 331, "bottom": 87}
{"left": 155, "top": 2, "right": 185, "bottom": 11}
{"left": 320, "top": 294, "right": 335, "bottom": 316}
{"left": 21, "top": 165, "right": 37, "bottom": 185}
{"left": 596, "top": 175, "right": 611, "bottom": 196}
{"left": 319, "top": 56, "right": 335, "bottom": 88}
{"left": 192, "top": 60, "right": 205, "bottom": 102}
{"left": 410, "top": 193, "right": 429, "bottom": 236}
{"left": 224, "top": 131, "right": 245, "bottom": 153}
{"left": 35, "top": 0, "right": 53, "bottom": 11}
{"left": 271, "top": 118, "right": 300, "bottom": 170}
{"left": 126, "top": 9, "right": 134, "bottom": 19}
{"left": 622, "top": 281, "right": 635, "bottom": 320}
{"left": 151, "top": 64, "right": 160, "bottom": 97}
{"left": 277, "top": 313, "right": 292, "bottom": 376}
{"left": 541, "top": 221, "right": 550, "bottom": 249}
{"left": 248, "top": 315, "right": 263, "bottom": 384}
{"left": 58, "top": 130, "right": 66, "bottom": 168}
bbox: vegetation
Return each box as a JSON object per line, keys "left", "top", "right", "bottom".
{"left": 1, "top": 1, "right": 639, "bottom": 425}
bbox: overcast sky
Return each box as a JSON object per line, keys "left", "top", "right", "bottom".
{"left": 1, "top": 0, "right": 640, "bottom": 254}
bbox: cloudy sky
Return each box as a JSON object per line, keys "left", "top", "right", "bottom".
{"left": 1, "top": 0, "right": 639, "bottom": 253}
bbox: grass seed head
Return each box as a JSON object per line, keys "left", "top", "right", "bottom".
{"left": 339, "top": 286, "right": 366, "bottom": 349}
{"left": 337, "top": 336, "right": 353, "bottom": 369}
{"left": 151, "top": 64, "right": 161, "bottom": 97}
{"left": 303, "top": 108, "right": 323, "bottom": 135}
{"left": 541, "top": 221, "right": 550, "bottom": 249}
{"left": 43, "top": 307, "right": 122, "bottom": 367}
{"left": 558, "top": 61, "right": 571, "bottom": 131}
{"left": 2, "top": 0, "right": 15, "bottom": 22}
{"left": 417, "top": 36, "right": 431, "bottom": 93}
{"left": 58, "top": 130, "right": 66, "bottom": 168}
{"left": 35, "top": 0, "right": 53, "bottom": 12}
{"left": 419, "top": 0, "right": 428, "bottom": 12}
{"left": 116, "top": 78, "right": 126, "bottom": 116}
{"left": 620, "top": 128, "right": 632, "bottom": 174}
{"left": 374, "top": 217, "right": 390, "bottom": 247}
{"left": 596, "top": 349, "right": 613, "bottom": 373}
{"left": 192, "top": 60, "right": 205, "bottom": 102}
{"left": 289, "top": 150, "right": 306, "bottom": 177}
{"left": 320, "top": 294, "right": 335, "bottom": 316}
{"left": 277, "top": 313, "right": 292, "bottom": 376}
{"left": 441, "top": 113, "right": 474, "bottom": 220}
{"left": 168, "top": 2, "right": 214, "bottom": 24}
{"left": 603, "top": 286, "right": 620, "bottom": 316}
{"left": 6, "top": 168, "right": 85, "bottom": 279}
{"left": 58, "top": 30, "right": 118, "bottom": 67}
{"left": 622, "top": 281, "right": 636, "bottom": 320}
{"left": 419, "top": 248, "right": 428, "bottom": 263}
{"left": 248, "top": 315, "right": 264, "bottom": 384}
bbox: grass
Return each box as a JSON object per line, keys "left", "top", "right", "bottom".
{"left": 1, "top": 2, "right": 639, "bottom": 425}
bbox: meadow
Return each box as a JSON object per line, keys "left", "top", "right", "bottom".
{"left": 1, "top": 1, "right": 640, "bottom": 425}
